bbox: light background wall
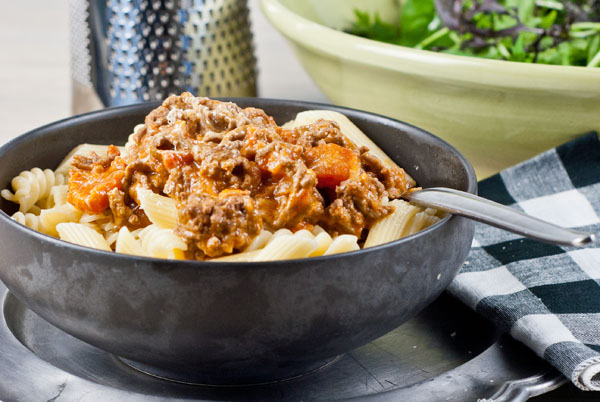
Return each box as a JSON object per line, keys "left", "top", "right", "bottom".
{"left": 0, "top": 0, "right": 325, "bottom": 144}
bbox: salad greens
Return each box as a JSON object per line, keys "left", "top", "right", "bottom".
{"left": 348, "top": 0, "right": 600, "bottom": 67}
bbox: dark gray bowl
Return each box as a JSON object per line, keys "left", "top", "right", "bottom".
{"left": 0, "top": 99, "right": 476, "bottom": 385}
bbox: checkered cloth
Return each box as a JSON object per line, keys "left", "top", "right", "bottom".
{"left": 447, "top": 132, "right": 600, "bottom": 391}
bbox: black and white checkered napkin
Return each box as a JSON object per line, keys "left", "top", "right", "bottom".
{"left": 447, "top": 132, "right": 600, "bottom": 391}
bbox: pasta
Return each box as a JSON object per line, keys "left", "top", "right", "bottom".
{"left": 56, "top": 222, "right": 112, "bottom": 251}
{"left": 1, "top": 168, "right": 66, "bottom": 213}
{"left": 137, "top": 188, "right": 178, "bottom": 229}
{"left": 137, "top": 224, "right": 187, "bottom": 259}
{"left": 1, "top": 95, "right": 442, "bottom": 261}
{"left": 115, "top": 226, "right": 148, "bottom": 257}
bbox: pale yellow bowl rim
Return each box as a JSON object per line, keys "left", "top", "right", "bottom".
{"left": 261, "top": 0, "right": 600, "bottom": 90}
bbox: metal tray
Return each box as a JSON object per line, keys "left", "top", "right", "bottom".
{"left": 0, "top": 281, "right": 564, "bottom": 401}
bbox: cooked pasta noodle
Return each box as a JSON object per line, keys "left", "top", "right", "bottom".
{"left": 1, "top": 168, "right": 65, "bottom": 213}
{"left": 11, "top": 212, "right": 42, "bottom": 232}
{"left": 56, "top": 222, "right": 112, "bottom": 251}
{"left": 309, "top": 231, "right": 333, "bottom": 257}
{"left": 244, "top": 230, "right": 273, "bottom": 252}
{"left": 323, "top": 234, "right": 360, "bottom": 255}
{"left": 137, "top": 188, "right": 178, "bottom": 229}
{"left": 115, "top": 226, "right": 148, "bottom": 257}
{"left": 137, "top": 224, "right": 187, "bottom": 259}
{"left": 364, "top": 200, "right": 422, "bottom": 248}
{"left": 253, "top": 233, "right": 317, "bottom": 261}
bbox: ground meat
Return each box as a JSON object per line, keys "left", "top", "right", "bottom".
{"left": 284, "top": 119, "right": 357, "bottom": 150}
{"left": 141, "top": 92, "right": 275, "bottom": 141}
{"left": 193, "top": 144, "right": 262, "bottom": 194}
{"left": 360, "top": 148, "right": 410, "bottom": 199}
{"left": 323, "top": 173, "right": 394, "bottom": 237}
{"left": 68, "top": 93, "right": 415, "bottom": 259}
{"left": 108, "top": 188, "right": 150, "bottom": 229}
{"left": 267, "top": 164, "right": 324, "bottom": 229}
{"left": 175, "top": 193, "right": 262, "bottom": 258}
{"left": 71, "top": 148, "right": 119, "bottom": 171}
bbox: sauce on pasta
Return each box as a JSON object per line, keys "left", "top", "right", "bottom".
{"left": 67, "top": 93, "right": 413, "bottom": 259}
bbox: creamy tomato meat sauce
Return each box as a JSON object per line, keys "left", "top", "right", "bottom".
{"left": 68, "top": 93, "right": 413, "bottom": 259}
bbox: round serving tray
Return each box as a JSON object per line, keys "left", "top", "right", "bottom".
{"left": 0, "top": 281, "right": 564, "bottom": 402}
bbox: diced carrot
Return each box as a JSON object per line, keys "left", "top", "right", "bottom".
{"left": 67, "top": 146, "right": 126, "bottom": 214}
{"left": 162, "top": 151, "right": 193, "bottom": 169}
{"left": 304, "top": 143, "right": 359, "bottom": 188}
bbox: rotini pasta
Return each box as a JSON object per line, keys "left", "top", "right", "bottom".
{"left": 1, "top": 168, "right": 65, "bottom": 213}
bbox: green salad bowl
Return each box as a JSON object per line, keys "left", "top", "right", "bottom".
{"left": 261, "top": 0, "right": 600, "bottom": 178}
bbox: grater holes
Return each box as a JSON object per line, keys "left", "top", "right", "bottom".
{"left": 159, "top": 10, "right": 170, "bottom": 24}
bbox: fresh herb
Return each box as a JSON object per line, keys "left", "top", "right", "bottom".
{"left": 347, "top": 0, "right": 600, "bottom": 67}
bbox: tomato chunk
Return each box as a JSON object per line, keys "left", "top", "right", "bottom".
{"left": 304, "top": 143, "right": 360, "bottom": 188}
{"left": 67, "top": 146, "right": 126, "bottom": 214}
{"left": 162, "top": 150, "right": 193, "bottom": 169}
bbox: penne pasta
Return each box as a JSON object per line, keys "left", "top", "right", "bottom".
{"left": 309, "top": 231, "right": 333, "bottom": 257}
{"left": 115, "top": 226, "right": 148, "bottom": 257}
{"left": 405, "top": 211, "right": 441, "bottom": 236}
{"left": 253, "top": 234, "right": 317, "bottom": 261}
{"left": 39, "top": 203, "right": 82, "bottom": 236}
{"left": 137, "top": 224, "right": 187, "bottom": 259}
{"left": 323, "top": 235, "right": 360, "bottom": 255}
{"left": 137, "top": 188, "right": 178, "bottom": 229}
{"left": 244, "top": 230, "right": 273, "bottom": 252}
{"left": 212, "top": 249, "right": 262, "bottom": 262}
{"left": 364, "top": 200, "right": 422, "bottom": 248}
{"left": 56, "top": 222, "right": 112, "bottom": 251}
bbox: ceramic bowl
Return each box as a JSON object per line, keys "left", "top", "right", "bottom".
{"left": 261, "top": 0, "right": 600, "bottom": 178}
{"left": 0, "top": 99, "right": 475, "bottom": 384}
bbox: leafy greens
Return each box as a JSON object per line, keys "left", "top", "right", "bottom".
{"left": 347, "top": 0, "right": 600, "bottom": 67}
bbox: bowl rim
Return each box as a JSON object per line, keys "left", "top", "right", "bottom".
{"left": 260, "top": 0, "right": 600, "bottom": 90}
{"left": 0, "top": 98, "right": 476, "bottom": 268}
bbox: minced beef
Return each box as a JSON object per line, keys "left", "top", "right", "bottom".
{"left": 68, "top": 93, "right": 413, "bottom": 259}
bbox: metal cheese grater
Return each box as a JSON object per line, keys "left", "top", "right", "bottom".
{"left": 69, "top": 0, "right": 257, "bottom": 115}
